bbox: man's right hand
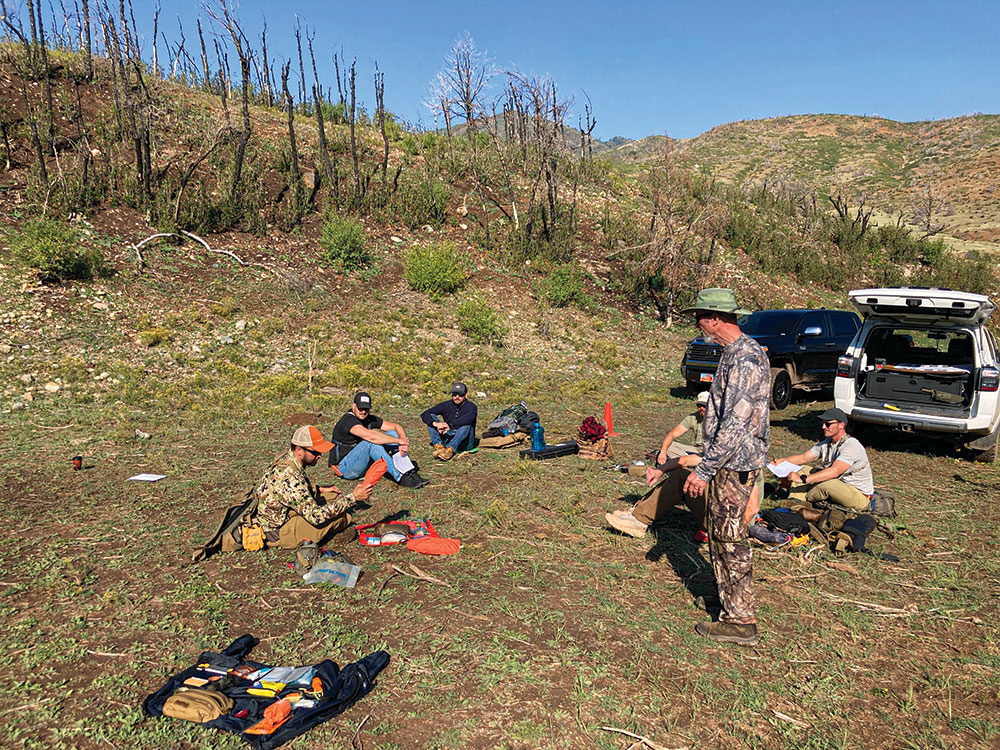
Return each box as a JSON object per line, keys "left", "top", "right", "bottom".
{"left": 657, "top": 449, "right": 668, "bottom": 465}
{"left": 646, "top": 467, "right": 663, "bottom": 486}
{"left": 353, "top": 483, "right": 372, "bottom": 502}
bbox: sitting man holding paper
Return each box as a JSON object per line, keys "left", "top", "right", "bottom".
{"left": 329, "top": 391, "right": 429, "bottom": 489}
{"left": 769, "top": 408, "right": 874, "bottom": 511}
{"left": 254, "top": 425, "right": 371, "bottom": 549}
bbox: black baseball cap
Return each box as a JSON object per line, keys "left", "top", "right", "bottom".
{"left": 451, "top": 382, "right": 468, "bottom": 396}
{"left": 354, "top": 391, "right": 372, "bottom": 410}
{"left": 818, "top": 408, "right": 848, "bottom": 423}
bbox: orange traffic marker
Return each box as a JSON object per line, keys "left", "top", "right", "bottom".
{"left": 603, "top": 401, "right": 620, "bottom": 436}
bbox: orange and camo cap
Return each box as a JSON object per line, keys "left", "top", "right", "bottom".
{"left": 291, "top": 425, "right": 334, "bottom": 453}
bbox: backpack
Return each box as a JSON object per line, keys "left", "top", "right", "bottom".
{"left": 759, "top": 508, "right": 810, "bottom": 535}
{"left": 578, "top": 416, "right": 607, "bottom": 443}
{"left": 488, "top": 402, "right": 529, "bottom": 433}
{"left": 871, "top": 489, "right": 897, "bottom": 518}
{"left": 192, "top": 492, "right": 260, "bottom": 562}
{"left": 578, "top": 436, "right": 613, "bottom": 461}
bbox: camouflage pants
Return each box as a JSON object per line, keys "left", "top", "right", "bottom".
{"left": 707, "top": 467, "right": 758, "bottom": 624}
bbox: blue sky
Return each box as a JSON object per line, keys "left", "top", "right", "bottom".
{"left": 137, "top": 0, "right": 999, "bottom": 140}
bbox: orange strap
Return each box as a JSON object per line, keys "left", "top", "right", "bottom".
{"left": 243, "top": 699, "right": 292, "bottom": 735}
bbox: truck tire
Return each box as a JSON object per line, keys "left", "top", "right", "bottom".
{"left": 770, "top": 367, "right": 792, "bottom": 410}
{"left": 969, "top": 423, "right": 1000, "bottom": 463}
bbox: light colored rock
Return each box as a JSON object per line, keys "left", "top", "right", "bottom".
{"left": 135, "top": 429, "right": 152, "bottom": 439}
{"left": 44, "top": 382, "right": 60, "bottom": 392}
{"left": 235, "top": 319, "right": 247, "bottom": 331}
{"left": 92, "top": 302, "right": 109, "bottom": 311}
{"left": 217, "top": 335, "right": 234, "bottom": 344}
{"left": 390, "top": 236, "right": 403, "bottom": 243}
{"left": 23, "top": 392, "right": 33, "bottom": 402}
{"left": 460, "top": 223, "right": 468, "bottom": 230}
{"left": 18, "top": 373, "right": 33, "bottom": 384}
{"left": 11, "top": 401, "right": 24, "bottom": 410}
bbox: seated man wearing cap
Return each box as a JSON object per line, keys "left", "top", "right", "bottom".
{"left": 420, "top": 382, "right": 478, "bottom": 461}
{"left": 770, "top": 408, "right": 874, "bottom": 511}
{"left": 330, "top": 391, "right": 429, "bottom": 489}
{"left": 609, "top": 392, "right": 763, "bottom": 542}
{"left": 253, "top": 425, "right": 372, "bottom": 549}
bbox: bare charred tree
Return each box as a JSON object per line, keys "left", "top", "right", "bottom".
{"left": 829, "top": 191, "right": 873, "bottom": 238}
{"left": 280, "top": 61, "right": 303, "bottom": 221}
{"left": 374, "top": 63, "right": 388, "bottom": 192}
{"left": 307, "top": 34, "right": 335, "bottom": 197}
{"left": 294, "top": 18, "right": 305, "bottom": 108}
{"left": 78, "top": 0, "right": 93, "bottom": 78}
{"left": 333, "top": 49, "right": 345, "bottom": 107}
{"left": 197, "top": 18, "right": 210, "bottom": 89}
{"left": 911, "top": 185, "right": 947, "bottom": 239}
{"left": 206, "top": 0, "right": 252, "bottom": 199}
{"left": 347, "top": 58, "right": 361, "bottom": 211}
{"left": 259, "top": 18, "right": 273, "bottom": 106}
{"left": 151, "top": 2, "right": 159, "bottom": 76}
{"left": 437, "top": 31, "right": 494, "bottom": 132}
{"left": 174, "top": 125, "right": 229, "bottom": 222}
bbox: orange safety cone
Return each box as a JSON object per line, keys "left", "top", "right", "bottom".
{"left": 603, "top": 401, "right": 620, "bottom": 436}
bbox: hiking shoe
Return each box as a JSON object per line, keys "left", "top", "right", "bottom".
{"left": 695, "top": 620, "right": 759, "bottom": 646}
{"left": 694, "top": 528, "right": 709, "bottom": 544}
{"left": 605, "top": 509, "right": 648, "bottom": 538}
{"left": 432, "top": 444, "right": 446, "bottom": 460}
{"left": 398, "top": 470, "right": 429, "bottom": 489}
{"left": 439, "top": 447, "right": 455, "bottom": 461}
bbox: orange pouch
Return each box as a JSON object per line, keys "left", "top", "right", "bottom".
{"left": 405, "top": 536, "right": 461, "bottom": 556}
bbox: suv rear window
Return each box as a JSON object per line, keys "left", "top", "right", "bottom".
{"left": 738, "top": 310, "right": 803, "bottom": 336}
{"left": 863, "top": 327, "right": 975, "bottom": 367}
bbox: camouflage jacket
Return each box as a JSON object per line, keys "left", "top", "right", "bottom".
{"left": 695, "top": 334, "right": 770, "bottom": 481}
{"left": 253, "top": 451, "right": 348, "bottom": 531}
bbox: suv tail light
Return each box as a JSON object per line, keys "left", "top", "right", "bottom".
{"left": 981, "top": 367, "right": 1000, "bottom": 392}
{"left": 836, "top": 355, "right": 854, "bottom": 378}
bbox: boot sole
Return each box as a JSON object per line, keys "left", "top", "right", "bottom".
{"left": 605, "top": 513, "right": 646, "bottom": 538}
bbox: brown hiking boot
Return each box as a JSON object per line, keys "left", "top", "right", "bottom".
{"left": 439, "top": 446, "right": 455, "bottom": 461}
{"left": 605, "top": 509, "right": 648, "bottom": 538}
{"left": 432, "top": 444, "right": 446, "bottom": 460}
{"left": 695, "top": 620, "right": 758, "bottom": 646}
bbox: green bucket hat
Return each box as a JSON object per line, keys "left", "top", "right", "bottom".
{"left": 681, "top": 288, "right": 751, "bottom": 317}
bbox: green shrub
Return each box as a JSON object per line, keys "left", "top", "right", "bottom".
{"left": 403, "top": 241, "right": 468, "bottom": 300}
{"left": 390, "top": 177, "right": 450, "bottom": 228}
{"left": 7, "top": 219, "right": 102, "bottom": 281}
{"left": 539, "top": 264, "right": 587, "bottom": 308}
{"left": 138, "top": 327, "right": 173, "bottom": 347}
{"left": 457, "top": 297, "right": 507, "bottom": 346}
{"left": 320, "top": 213, "right": 369, "bottom": 271}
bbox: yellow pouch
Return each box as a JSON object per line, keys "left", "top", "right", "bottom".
{"left": 162, "top": 688, "right": 234, "bottom": 722}
{"left": 241, "top": 522, "right": 265, "bottom": 552}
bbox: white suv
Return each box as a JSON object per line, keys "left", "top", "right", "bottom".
{"left": 834, "top": 287, "right": 1000, "bottom": 462}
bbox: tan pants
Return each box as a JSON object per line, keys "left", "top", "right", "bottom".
{"left": 274, "top": 512, "right": 352, "bottom": 550}
{"left": 787, "top": 469, "right": 871, "bottom": 511}
{"left": 632, "top": 468, "right": 707, "bottom": 527}
{"left": 665, "top": 441, "right": 699, "bottom": 460}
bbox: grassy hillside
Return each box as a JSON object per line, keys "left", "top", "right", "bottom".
{"left": 611, "top": 114, "right": 1000, "bottom": 257}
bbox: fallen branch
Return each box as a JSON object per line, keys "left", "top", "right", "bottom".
{"left": 131, "top": 230, "right": 279, "bottom": 275}
{"left": 29, "top": 421, "right": 76, "bottom": 430}
{"left": 86, "top": 649, "right": 129, "bottom": 657}
{"left": 350, "top": 713, "right": 371, "bottom": 750}
{"left": 771, "top": 710, "right": 810, "bottom": 729}
{"left": 599, "top": 726, "right": 684, "bottom": 750}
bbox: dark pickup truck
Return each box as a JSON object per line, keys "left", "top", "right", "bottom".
{"left": 680, "top": 308, "right": 861, "bottom": 409}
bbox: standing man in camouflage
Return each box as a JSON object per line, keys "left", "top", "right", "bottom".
{"left": 253, "top": 425, "right": 372, "bottom": 549}
{"left": 681, "top": 289, "right": 770, "bottom": 646}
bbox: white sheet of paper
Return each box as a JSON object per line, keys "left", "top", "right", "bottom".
{"left": 393, "top": 452, "right": 415, "bottom": 474}
{"left": 127, "top": 473, "right": 167, "bottom": 482}
{"left": 766, "top": 461, "right": 802, "bottom": 478}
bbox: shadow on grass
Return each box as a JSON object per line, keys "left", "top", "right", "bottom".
{"left": 609, "top": 490, "right": 720, "bottom": 618}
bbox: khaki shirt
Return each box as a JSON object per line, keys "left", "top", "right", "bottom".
{"left": 678, "top": 413, "right": 704, "bottom": 449}
{"left": 253, "top": 451, "right": 348, "bottom": 532}
{"left": 810, "top": 436, "right": 874, "bottom": 496}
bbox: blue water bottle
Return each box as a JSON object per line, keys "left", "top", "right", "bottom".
{"left": 530, "top": 421, "right": 545, "bottom": 451}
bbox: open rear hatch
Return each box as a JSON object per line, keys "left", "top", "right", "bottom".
{"left": 854, "top": 325, "right": 977, "bottom": 415}
{"left": 849, "top": 288, "right": 995, "bottom": 325}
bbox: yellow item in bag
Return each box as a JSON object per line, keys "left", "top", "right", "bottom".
{"left": 241, "top": 522, "right": 265, "bottom": 552}
{"left": 162, "top": 688, "right": 234, "bottom": 722}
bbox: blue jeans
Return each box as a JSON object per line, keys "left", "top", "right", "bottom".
{"left": 336, "top": 429, "right": 404, "bottom": 481}
{"left": 426, "top": 424, "right": 474, "bottom": 452}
